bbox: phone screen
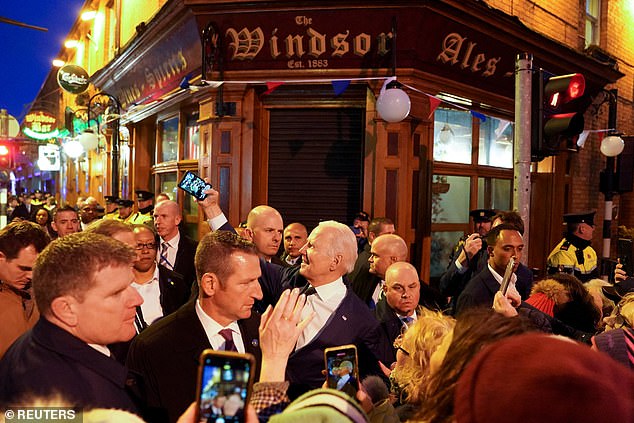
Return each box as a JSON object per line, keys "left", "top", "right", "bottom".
{"left": 178, "top": 171, "right": 212, "bottom": 201}
{"left": 197, "top": 352, "right": 253, "bottom": 423}
{"left": 325, "top": 345, "right": 359, "bottom": 397}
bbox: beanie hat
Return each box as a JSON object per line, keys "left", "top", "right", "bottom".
{"left": 525, "top": 279, "right": 567, "bottom": 317}
{"left": 592, "top": 327, "right": 634, "bottom": 370}
{"left": 270, "top": 388, "right": 368, "bottom": 423}
{"left": 454, "top": 333, "right": 634, "bottom": 423}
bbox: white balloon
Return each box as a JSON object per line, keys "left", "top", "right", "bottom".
{"left": 63, "top": 139, "right": 84, "bottom": 159}
{"left": 377, "top": 87, "right": 411, "bottom": 123}
{"left": 600, "top": 135, "right": 624, "bottom": 157}
{"left": 78, "top": 130, "right": 99, "bottom": 151}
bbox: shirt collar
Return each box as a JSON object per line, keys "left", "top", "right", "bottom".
{"left": 195, "top": 299, "right": 240, "bottom": 335}
{"left": 313, "top": 276, "right": 345, "bottom": 302}
{"left": 488, "top": 263, "right": 517, "bottom": 285}
{"left": 162, "top": 231, "right": 181, "bottom": 248}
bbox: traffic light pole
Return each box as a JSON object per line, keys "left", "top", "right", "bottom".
{"left": 514, "top": 53, "right": 533, "bottom": 263}
{"left": 602, "top": 89, "right": 618, "bottom": 272}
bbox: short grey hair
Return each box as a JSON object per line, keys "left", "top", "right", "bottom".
{"left": 315, "top": 220, "right": 358, "bottom": 274}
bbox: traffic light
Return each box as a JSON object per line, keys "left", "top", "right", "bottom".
{"left": 0, "top": 142, "right": 13, "bottom": 169}
{"left": 531, "top": 69, "right": 588, "bottom": 161}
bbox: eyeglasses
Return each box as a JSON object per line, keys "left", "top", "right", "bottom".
{"left": 135, "top": 242, "right": 157, "bottom": 251}
{"left": 393, "top": 334, "right": 410, "bottom": 356}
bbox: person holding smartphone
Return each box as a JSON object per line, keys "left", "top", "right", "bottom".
{"left": 455, "top": 224, "right": 522, "bottom": 316}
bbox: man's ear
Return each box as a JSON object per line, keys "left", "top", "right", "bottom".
{"left": 200, "top": 272, "right": 220, "bottom": 297}
{"left": 330, "top": 253, "right": 343, "bottom": 271}
{"left": 487, "top": 245, "right": 494, "bottom": 257}
{"left": 175, "top": 215, "right": 183, "bottom": 225}
{"left": 50, "top": 295, "right": 79, "bottom": 327}
{"left": 51, "top": 221, "right": 58, "bottom": 232}
{"left": 244, "top": 228, "right": 255, "bottom": 242}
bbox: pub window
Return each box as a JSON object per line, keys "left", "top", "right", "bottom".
{"left": 585, "top": 0, "right": 600, "bottom": 48}
{"left": 479, "top": 117, "right": 513, "bottom": 168}
{"left": 158, "top": 172, "right": 177, "bottom": 201}
{"left": 183, "top": 111, "right": 200, "bottom": 160}
{"left": 433, "top": 108, "right": 473, "bottom": 164}
{"left": 430, "top": 105, "right": 514, "bottom": 284}
{"left": 159, "top": 116, "right": 179, "bottom": 162}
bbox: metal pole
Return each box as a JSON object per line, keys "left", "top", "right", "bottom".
{"left": 514, "top": 53, "right": 533, "bottom": 263}
{"left": 602, "top": 89, "right": 618, "bottom": 269}
{"left": 111, "top": 97, "right": 121, "bottom": 199}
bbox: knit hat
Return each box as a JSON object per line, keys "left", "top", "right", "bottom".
{"left": 524, "top": 279, "right": 567, "bottom": 317}
{"left": 454, "top": 333, "right": 634, "bottom": 423}
{"left": 592, "top": 328, "right": 634, "bottom": 370}
{"left": 269, "top": 388, "right": 368, "bottom": 423}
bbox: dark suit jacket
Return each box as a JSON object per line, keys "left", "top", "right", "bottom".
{"left": 0, "top": 318, "right": 139, "bottom": 413}
{"left": 349, "top": 243, "right": 371, "bottom": 288}
{"left": 374, "top": 297, "right": 404, "bottom": 362}
{"left": 172, "top": 232, "right": 198, "bottom": 290}
{"left": 438, "top": 241, "right": 488, "bottom": 314}
{"left": 455, "top": 267, "right": 504, "bottom": 316}
{"left": 157, "top": 265, "right": 191, "bottom": 317}
{"left": 126, "top": 301, "right": 261, "bottom": 423}
{"left": 9, "top": 203, "right": 41, "bottom": 222}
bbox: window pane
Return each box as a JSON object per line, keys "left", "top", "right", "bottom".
{"left": 160, "top": 117, "right": 179, "bottom": 162}
{"left": 430, "top": 231, "right": 464, "bottom": 278}
{"left": 477, "top": 177, "right": 512, "bottom": 211}
{"left": 433, "top": 108, "right": 472, "bottom": 164}
{"left": 183, "top": 111, "right": 200, "bottom": 160}
{"left": 159, "top": 173, "right": 177, "bottom": 201}
{"left": 586, "top": 0, "right": 599, "bottom": 17}
{"left": 478, "top": 117, "right": 513, "bottom": 168}
{"left": 432, "top": 175, "right": 470, "bottom": 224}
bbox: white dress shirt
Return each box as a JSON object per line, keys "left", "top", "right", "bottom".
{"left": 487, "top": 263, "right": 520, "bottom": 298}
{"left": 371, "top": 280, "right": 385, "bottom": 305}
{"left": 195, "top": 299, "right": 245, "bottom": 353}
{"left": 296, "top": 277, "right": 346, "bottom": 350}
{"left": 132, "top": 265, "right": 163, "bottom": 326}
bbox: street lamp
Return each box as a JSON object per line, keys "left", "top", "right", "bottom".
{"left": 85, "top": 92, "right": 121, "bottom": 198}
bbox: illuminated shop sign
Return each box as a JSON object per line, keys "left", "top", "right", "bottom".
{"left": 23, "top": 111, "right": 59, "bottom": 140}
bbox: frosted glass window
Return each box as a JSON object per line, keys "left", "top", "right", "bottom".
{"left": 433, "top": 108, "right": 472, "bottom": 164}
{"left": 430, "top": 231, "right": 464, "bottom": 278}
{"left": 479, "top": 117, "right": 513, "bottom": 168}
{"left": 431, "top": 175, "right": 470, "bottom": 224}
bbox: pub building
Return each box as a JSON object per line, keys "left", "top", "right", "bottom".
{"left": 33, "top": 0, "right": 626, "bottom": 283}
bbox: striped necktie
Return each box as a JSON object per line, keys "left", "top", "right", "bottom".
{"left": 159, "top": 241, "right": 172, "bottom": 269}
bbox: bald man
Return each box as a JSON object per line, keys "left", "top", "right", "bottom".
{"left": 375, "top": 262, "right": 421, "bottom": 356}
{"left": 280, "top": 222, "right": 308, "bottom": 266}
{"left": 353, "top": 234, "right": 407, "bottom": 308}
{"left": 153, "top": 200, "right": 198, "bottom": 289}
{"left": 243, "top": 205, "right": 284, "bottom": 265}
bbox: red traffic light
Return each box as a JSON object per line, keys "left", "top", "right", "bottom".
{"left": 0, "top": 145, "right": 9, "bottom": 156}
{"left": 544, "top": 73, "right": 585, "bottom": 108}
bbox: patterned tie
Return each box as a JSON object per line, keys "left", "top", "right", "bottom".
{"left": 219, "top": 328, "right": 237, "bottom": 352}
{"left": 159, "top": 241, "right": 172, "bottom": 269}
{"left": 401, "top": 316, "right": 414, "bottom": 328}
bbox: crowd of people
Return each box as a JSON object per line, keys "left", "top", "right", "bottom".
{"left": 0, "top": 186, "right": 633, "bottom": 423}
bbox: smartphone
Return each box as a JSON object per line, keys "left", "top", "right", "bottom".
{"left": 195, "top": 349, "right": 256, "bottom": 423}
{"left": 499, "top": 257, "right": 515, "bottom": 296}
{"left": 178, "top": 171, "right": 212, "bottom": 201}
{"left": 324, "top": 344, "right": 359, "bottom": 397}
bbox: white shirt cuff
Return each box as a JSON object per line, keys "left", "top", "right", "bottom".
{"left": 455, "top": 259, "right": 467, "bottom": 274}
{"left": 207, "top": 213, "right": 228, "bottom": 231}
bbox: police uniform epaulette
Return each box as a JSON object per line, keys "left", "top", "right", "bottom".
{"left": 560, "top": 240, "right": 571, "bottom": 251}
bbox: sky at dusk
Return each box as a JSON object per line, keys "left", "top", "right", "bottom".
{"left": 0, "top": 0, "right": 85, "bottom": 122}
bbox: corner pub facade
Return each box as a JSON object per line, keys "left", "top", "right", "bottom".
{"left": 48, "top": 0, "right": 627, "bottom": 285}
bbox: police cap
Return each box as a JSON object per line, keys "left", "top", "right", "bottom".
{"left": 104, "top": 195, "right": 119, "bottom": 204}
{"left": 118, "top": 199, "right": 134, "bottom": 207}
{"left": 469, "top": 209, "right": 496, "bottom": 223}
{"left": 563, "top": 211, "right": 595, "bottom": 226}
{"left": 135, "top": 190, "right": 154, "bottom": 201}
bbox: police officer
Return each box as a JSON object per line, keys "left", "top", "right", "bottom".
{"left": 127, "top": 190, "right": 154, "bottom": 225}
{"left": 439, "top": 208, "right": 496, "bottom": 314}
{"left": 102, "top": 195, "right": 119, "bottom": 220}
{"left": 547, "top": 211, "right": 598, "bottom": 282}
{"left": 117, "top": 199, "right": 135, "bottom": 222}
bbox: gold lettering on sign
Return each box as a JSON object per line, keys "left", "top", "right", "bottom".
{"left": 285, "top": 34, "right": 305, "bottom": 58}
{"left": 437, "top": 33, "right": 464, "bottom": 65}
{"left": 330, "top": 31, "right": 350, "bottom": 57}
{"left": 353, "top": 33, "right": 372, "bottom": 56}
{"left": 307, "top": 27, "right": 326, "bottom": 57}
{"left": 270, "top": 29, "right": 281, "bottom": 58}
{"left": 226, "top": 27, "right": 265, "bottom": 60}
{"left": 437, "top": 32, "right": 500, "bottom": 78}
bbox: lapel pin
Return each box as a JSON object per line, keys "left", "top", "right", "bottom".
{"left": 342, "top": 315, "right": 347, "bottom": 321}
{"left": 251, "top": 339, "right": 259, "bottom": 347}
